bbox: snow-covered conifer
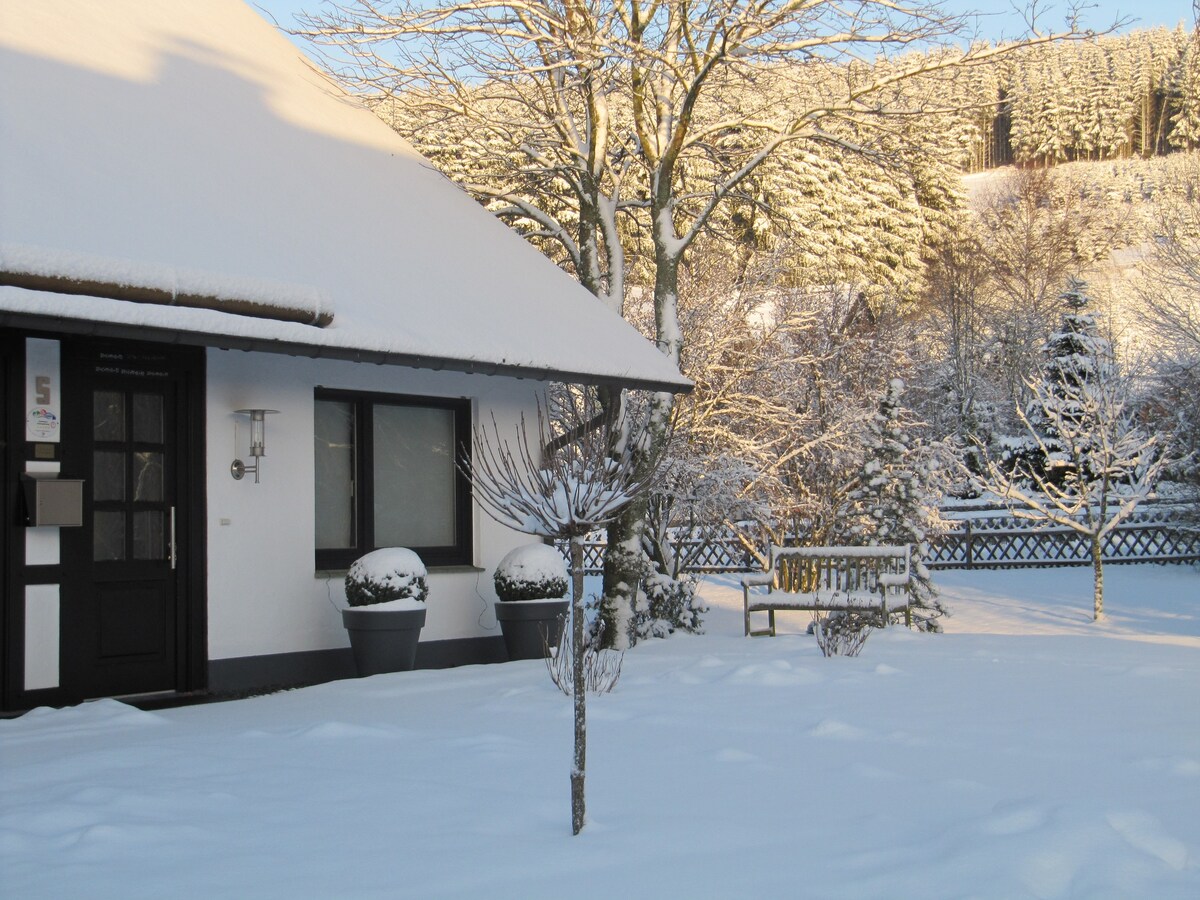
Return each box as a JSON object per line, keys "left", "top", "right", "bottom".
{"left": 1006, "top": 277, "right": 1115, "bottom": 484}
{"left": 1170, "top": 30, "right": 1200, "bottom": 150}
{"left": 832, "top": 378, "right": 947, "bottom": 630}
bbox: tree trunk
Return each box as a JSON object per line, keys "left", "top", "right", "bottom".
{"left": 597, "top": 384, "right": 641, "bottom": 649}
{"left": 1091, "top": 531, "right": 1105, "bottom": 621}
{"left": 569, "top": 536, "right": 587, "bottom": 835}
{"left": 600, "top": 504, "right": 645, "bottom": 649}
{"left": 599, "top": 199, "right": 685, "bottom": 647}
{"left": 576, "top": 188, "right": 603, "bottom": 298}
{"left": 651, "top": 207, "right": 684, "bottom": 368}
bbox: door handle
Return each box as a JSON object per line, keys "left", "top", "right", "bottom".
{"left": 170, "top": 506, "right": 177, "bottom": 570}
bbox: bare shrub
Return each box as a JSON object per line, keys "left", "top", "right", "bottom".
{"left": 545, "top": 619, "right": 623, "bottom": 697}
{"left": 811, "top": 611, "right": 873, "bottom": 658}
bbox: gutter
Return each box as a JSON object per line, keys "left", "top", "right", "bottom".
{"left": 0, "top": 308, "right": 693, "bottom": 395}
{"left": 0, "top": 269, "right": 333, "bottom": 328}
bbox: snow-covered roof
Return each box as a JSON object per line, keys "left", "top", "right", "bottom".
{"left": 0, "top": 0, "right": 690, "bottom": 394}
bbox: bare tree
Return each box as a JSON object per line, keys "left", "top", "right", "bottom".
{"left": 461, "top": 388, "right": 666, "bottom": 835}
{"left": 971, "top": 167, "right": 1127, "bottom": 421}
{"left": 639, "top": 249, "right": 919, "bottom": 571}
{"left": 1137, "top": 166, "right": 1200, "bottom": 359}
{"left": 918, "top": 225, "right": 998, "bottom": 460}
{"left": 974, "top": 365, "right": 1168, "bottom": 621}
{"left": 1135, "top": 158, "right": 1200, "bottom": 488}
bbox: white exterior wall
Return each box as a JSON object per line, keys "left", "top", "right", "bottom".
{"left": 205, "top": 348, "right": 540, "bottom": 663}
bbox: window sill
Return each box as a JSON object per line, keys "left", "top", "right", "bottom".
{"left": 316, "top": 565, "right": 485, "bottom": 580}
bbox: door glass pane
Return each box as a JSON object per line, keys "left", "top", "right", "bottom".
{"left": 133, "top": 451, "right": 163, "bottom": 502}
{"left": 94, "top": 391, "right": 125, "bottom": 441}
{"left": 373, "top": 405, "right": 455, "bottom": 547}
{"left": 132, "top": 393, "right": 164, "bottom": 444}
{"left": 314, "top": 400, "right": 355, "bottom": 550}
{"left": 93, "top": 451, "right": 126, "bottom": 502}
{"left": 133, "top": 510, "right": 165, "bottom": 560}
{"left": 94, "top": 511, "right": 125, "bottom": 561}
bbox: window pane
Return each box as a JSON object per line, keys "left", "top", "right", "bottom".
{"left": 373, "top": 405, "right": 455, "bottom": 548}
{"left": 314, "top": 400, "right": 355, "bottom": 550}
{"left": 132, "top": 393, "right": 163, "bottom": 444}
{"left": 133, "top": 511, "right": 165, "bottom": 560}
{"left": 94, "top": 511, "right": 125, "bottom": 561}
{"left": 94, "top": 391, "right": 125, "bottom": 441}
{"left": 133, "top": 451, "right": 163, "bottom": 502}
{"left": 93, "top": 451, "right": 126, "bottom": 502}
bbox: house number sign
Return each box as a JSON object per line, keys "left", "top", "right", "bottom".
{"left": 25, "top": 338, "right": 61, "bottom": 443}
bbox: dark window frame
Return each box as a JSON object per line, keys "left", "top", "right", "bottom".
{"left": 314, "top": 387, "right": 473, "bottom": 570}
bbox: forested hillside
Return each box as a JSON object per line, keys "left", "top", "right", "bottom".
{"left": 953, "top": 26, "right": 1200, "bottom": 169}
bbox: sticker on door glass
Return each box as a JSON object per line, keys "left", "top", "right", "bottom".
{"left": 27, "top": 406, "right": 59, "bottom": 439}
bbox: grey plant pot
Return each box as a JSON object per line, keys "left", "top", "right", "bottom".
{"left": 494, "top": 598, "right": 570, "bottom": 661}
{"left": 341, "top": 605, "right": 427, "bottom": 676}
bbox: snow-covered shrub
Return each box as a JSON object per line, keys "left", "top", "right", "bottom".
{"left": 589, "top": 552, "right": 707, "bottom": 641}
{"left": 811, "top": 611, "right": 872, "bottom": 657}
{"left": 636, "top": 573, "right": 706, "bottom": 639}
{"left": 493, "top": 543, "right": 568, "bottom": 602}
{"left": 344, "top": 548, "right": 429, "bottom": 607}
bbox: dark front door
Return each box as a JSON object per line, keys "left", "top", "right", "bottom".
{"left": 60, "top": 341, "right": 203, "bottom": 700}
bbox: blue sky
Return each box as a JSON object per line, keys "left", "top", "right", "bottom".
{"left": 937, "top": 1, "right": 1193, "bottom": 37}
{"left": 252, "top": 1, "right": 1195, "bottom": 43}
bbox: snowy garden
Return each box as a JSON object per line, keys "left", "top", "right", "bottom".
{"left": 4, "top": 2, "right": 1200, "bottom": 896}
{"left": 3, "top": 564, "right": 1198, "bottom": 898}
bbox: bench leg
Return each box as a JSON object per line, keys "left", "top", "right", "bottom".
{"left": 745, "top": 585, "right": 778, "bottom": 637}
{"left": 745, "top": 611, "right": 776, "bottom": 637}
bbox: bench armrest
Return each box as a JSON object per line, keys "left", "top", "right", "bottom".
{"left": 741, "top": 572, "right": 775, "bottom": 589}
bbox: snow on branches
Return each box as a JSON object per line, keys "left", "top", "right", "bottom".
{"left": 975, "top": 281, "right": 1170, "bottom": 619}
{"left": 464, "top": 390, "right": 664, "bottom": 541}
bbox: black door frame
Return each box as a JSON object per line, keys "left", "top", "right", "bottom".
{"left": 0, "top": 332, "right": 17, "bottom": 711}
{"left": 1, "top": 332, "right": 207, "bottom": 711}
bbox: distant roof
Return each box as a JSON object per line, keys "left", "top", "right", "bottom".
{"left": 0, "top": 0, "right": 690, "bottom": 394}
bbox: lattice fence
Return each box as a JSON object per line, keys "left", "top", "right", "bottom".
{"left": 925, "top": 505, "right": 1200, "bottom": 570}
{"left": 567, "top": 536, "right": 752, "bottom": 575}
{"left": 562, "top": 503, "right": 1200, "bottom": 575}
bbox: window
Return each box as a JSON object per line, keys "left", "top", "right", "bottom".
{"left": 314, "top": 388, "right": 473, "bottom": 569}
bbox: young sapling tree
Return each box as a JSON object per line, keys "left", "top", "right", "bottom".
{"left": 461, "top": 388, "right": 667, "bottom": 835}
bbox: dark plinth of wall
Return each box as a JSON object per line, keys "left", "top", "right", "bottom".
{"left": 207, "top": 636, "right": 509, "bottom": 695}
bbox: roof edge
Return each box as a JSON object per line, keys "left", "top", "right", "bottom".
{"left": 0, "top": 309, "right": 693, "bottom": 395}
{"left": 0, "top": 269, "right": 333, "bottom": 328}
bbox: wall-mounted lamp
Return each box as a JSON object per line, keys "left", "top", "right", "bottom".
{"left": 231, "top": 408, "right": 278, "bottom": 483}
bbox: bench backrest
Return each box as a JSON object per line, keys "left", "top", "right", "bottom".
{"left": 768, "top": 545, "right": 910, "bottom": 596}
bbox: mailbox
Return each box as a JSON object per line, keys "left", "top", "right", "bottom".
{"left": 22, "top": 474, "right": 84, "bottom": 527}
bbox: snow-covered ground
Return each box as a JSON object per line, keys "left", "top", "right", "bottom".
{"left": 3, "top": 565, "right": 1198, "bottom": 899}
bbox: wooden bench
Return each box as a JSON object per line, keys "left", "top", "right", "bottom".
{"left": 742, "top": 545, "right": 913, "bottom": 636}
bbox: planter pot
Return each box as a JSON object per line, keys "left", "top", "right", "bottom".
{"left": 495, "top": 598, "right": 570, "bottom": 661}
{"left": 342, "top": 605, "right": 427, "bottom": 676}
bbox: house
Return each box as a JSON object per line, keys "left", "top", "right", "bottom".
{"left": 0, "top": 0, "right": 689, "bottom": 712}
